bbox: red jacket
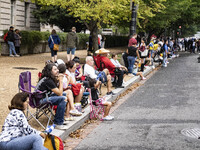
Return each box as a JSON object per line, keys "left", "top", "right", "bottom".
{"left": 97, "top": 55, "right": 115, "bottom": 75}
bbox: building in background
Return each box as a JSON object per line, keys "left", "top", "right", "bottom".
{"left": 0, "top": 0, "right": 40, "bottom": 35}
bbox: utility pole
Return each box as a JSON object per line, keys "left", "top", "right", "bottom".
{"left": 130, "top": 0, "right": 137, "bottom": 37}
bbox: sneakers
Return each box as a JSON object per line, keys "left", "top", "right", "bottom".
{"left": 108, "top": 115, "right": 114, "bottom": 119}
{"left": 103, "top": 115, "right": 114, "bottom": 121}
{"left": 69, "top": 109, "right": 82, "bottom": 116}
{"left": 115, "top": 86, "right": 124, "bottom": 89}
{"left": 106, "top": 91, "right": 115, "bottom": 95}
{"left": 55, "top": 124, "right": 68, "bottom": 130}
{"left": 15, "top": 54, "right": 20, "bottom": 57}
{"left": 9, "top": 54, "right": 14, "bottom": 57}
{"left": 65, "top": 116, "right": 75, "bottom": 121}
{"left": 142, "top": 77, "right": 146, "bottom": 80}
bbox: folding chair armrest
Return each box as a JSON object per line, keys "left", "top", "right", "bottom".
{"left": 20, "top": 88, "right": 32, "bottom": 94}
{"left": 31, "top": 85, "right": 36, "bottom": 88}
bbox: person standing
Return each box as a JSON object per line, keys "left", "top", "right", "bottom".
{"left": 7, "top": 26, "right": 19, "bottom": 57}
{"left": 48, "top": 29, "right": 61, "bottom": 63}
{"left": 14, "top": 29, "right": 21, "bottom": 56}
{"left": 128, "top": 33, "right": 137, "bottom": 47}
{"left": 101, "top": 35, "right": 106, "bottom": 48}
{"left": 66, "top": 27, "right": 79, "bottom": 61}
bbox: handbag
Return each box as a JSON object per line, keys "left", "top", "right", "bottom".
{"left": 140, "top": 49, "right": 148, "bottom": 57}
{"left": 50, "top": 35, "right": 59, "bottom": 51}
{"left": 44, "top": 134, "right": 64, "bottom": 150}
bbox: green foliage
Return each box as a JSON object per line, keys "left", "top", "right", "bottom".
{"left": 57, "top": 32, "right": 67, "bottom": 42}
{"left": 77, "top": 33, "right": 90, "bottom": 48}
{"left": 41, "top": 31, "right": 50, "bottom": 41}
{"left": 20, "top": 31, "right": 42, "bottom": 49}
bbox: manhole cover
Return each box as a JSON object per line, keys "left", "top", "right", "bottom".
{"left": 181, "top": 128, "right": 200, "bottom": 139}
{"left": 13, "top": 67, "right": 38, "bottom": 70}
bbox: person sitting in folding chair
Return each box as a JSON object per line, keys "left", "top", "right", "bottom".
{"left": 84, "top": 56, "right": 114, "bottom": 95}
{"left": 0, "top": 92, "right": 47, "bottom": 150}
{"left": 89, "top": 79, "right": 114, "bottom": 121}
{"left": 35, "top": 63, "right": 68, "bottom": 130}
{"left": 95, "top": 48, "right": 124, "bottom": 88}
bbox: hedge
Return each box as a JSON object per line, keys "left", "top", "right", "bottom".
{"left": 2, "top": 30, "right": 128, "bottom": 51}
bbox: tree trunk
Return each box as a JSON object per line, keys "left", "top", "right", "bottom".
{"left": 84, "top": 20, "right": 99, "bottom": 54}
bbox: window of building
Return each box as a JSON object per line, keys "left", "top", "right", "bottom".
{"left": 11, "top": 0, "right": 15, "bottom": 25}
{"left": 24, "top": 2, "right": 29, "bottom": 27}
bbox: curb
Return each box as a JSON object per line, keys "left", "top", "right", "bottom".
{"left": 51, "top": 65, "right": 156, "bottom": 140}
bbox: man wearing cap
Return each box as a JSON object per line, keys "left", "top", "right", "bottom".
{"left": 7, "top": 26, "right": 19, "bottom": 57}
{"left": 95, "top": 48, "right": 124, "bottom": 88}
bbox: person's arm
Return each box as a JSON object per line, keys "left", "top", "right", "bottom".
{"left": 77, "top": 67, "right": 83, "bottom": 78}
{"left": 136, "top": 49, "right": 140, "bottom": 59}
{"left": 51, "top": 74, "right": 64, "bottom": 96}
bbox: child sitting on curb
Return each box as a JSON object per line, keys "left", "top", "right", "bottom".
{"left": 89, "top": 78, "right": 114, "bottom": 121}
{"left": 133, "top": 60, "right": 146, "bottom": 80}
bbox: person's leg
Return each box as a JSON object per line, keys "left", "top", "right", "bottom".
{"left": 74, "top": 86, "right": 84, "bottom": 103}
{"left": 71, "top": 48, "right": 76, "bottom": 60}
{"left": 106, "top": 75, "right": 112, "bottom": 93}
{"left": 48, "top": 95, "right": 67, "bottom": 125}
{"left": 103, "top": 101, "right": 112, "bottom": 117}
{"left": 10, "top": 42, "right": 17, "bottom": 55}
{"left": 3, "top": 134, "right": 47, "bottom": 150}
{"left": 8, "top": 41, "right": 13, "bottom": 55}
{"left": 50, "top": 48, "right": 55, "bottom": 62}
{"left": 127, "top": 56, "right": 132, "bottom": 73}
{"left": 67, "top": 48, "right": 71, "bottom": 61}
{"left": 54, "top": 50, "right": 57, "bottom": 62}
{"left": 116, "top": 70, "right": 123, "bottom": 87}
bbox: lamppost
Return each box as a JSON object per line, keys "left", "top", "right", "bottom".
{"left": 130, "top": 0, "right": 137, "bottom": 37}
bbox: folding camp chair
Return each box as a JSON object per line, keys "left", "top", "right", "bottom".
{"left": 18, "top": 71, "right": 55, "bottom": 129}
{"left": 88, "top": 89, "right": 104, "bottom": 120}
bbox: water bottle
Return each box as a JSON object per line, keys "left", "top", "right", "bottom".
{"left": 96, "top": 72, "right": 102, "bottom": 80}
{"left": 45, "top": 124, "right": 56, "bottom": 133}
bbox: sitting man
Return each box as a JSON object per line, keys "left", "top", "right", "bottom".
{"left": 95, "top": 48, "right": 124, "bottom": 88}
{"left": 84, "top": 56, "right": 114, "bottom": 95}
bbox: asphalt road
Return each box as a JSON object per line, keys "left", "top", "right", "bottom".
{"left": 75, "top": 52, "right": 200, "bottom": 150}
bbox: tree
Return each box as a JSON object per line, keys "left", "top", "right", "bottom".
{"left": 32, "top": 5, "right": 86, "bottom": 32}
{"left": 30, "top": 0, "right": 165, "bottom": 51}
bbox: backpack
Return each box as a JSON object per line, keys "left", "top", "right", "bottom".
{"left": 44, "top": 134, "right": 64, "bottom": 150}
{"left": 3, "top": 32, "right": 8, "bottom": 43}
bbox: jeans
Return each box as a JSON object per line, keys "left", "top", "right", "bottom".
{"left": 162, "top": 52, "right": 167, "bottom": 66}
{"left": 50, "top": 48, "right": 57, "bottom": 57}
{"left": 127, "top": 56, "right": 136, "bottom": 73}
{"left": 67, "top": 47, "right": 76, "bottom": 55}
{"left": 0, "top": 134, "right": 48, "bottom": 150}
{"left": 7, "top": 41, "right": 17, "bottom": 55}
{"left": 42, "top": 93, "right": 67, "bottom": 125}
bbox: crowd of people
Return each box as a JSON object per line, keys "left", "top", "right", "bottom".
{"left": 2, "top": 27, "right": 199, "bottom": 149}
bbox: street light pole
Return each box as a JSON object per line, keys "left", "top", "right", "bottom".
{"left": 130, "top": 0, "right": 137, "bottom": 36}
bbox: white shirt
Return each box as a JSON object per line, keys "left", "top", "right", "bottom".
{"left": 0, "top": 109, "right": 39, "bottom": 142}
{"left": 84, "top": 64, "right": 97, "bottom": 79}
{"left": 66, "top": 69, "right": 76, "bottom": 83}
{"left": 110, "top": 58, "right": 121, "bottom": 68}
{"left": 63, "top": 75, "right": 68, "bottom": 89}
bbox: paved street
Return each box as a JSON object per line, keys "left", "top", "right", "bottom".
{"left": 75, "top": 52, "right": 200, "bottom": 150}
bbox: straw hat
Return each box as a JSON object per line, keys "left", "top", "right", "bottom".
{"left": 95, "top": 48, "right": 110, "bottom": 54}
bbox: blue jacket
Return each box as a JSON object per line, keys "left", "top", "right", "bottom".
{"left": 48, "top": 34, "right": 61, "bottom": 49}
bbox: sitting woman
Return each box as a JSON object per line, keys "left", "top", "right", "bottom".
{"left": 110, "top": 53, "right": 128, "bottom": 74}
{"left": 65, "top": 61, "right": 84, "bottom": 104}
{"left": 0, "top": 92, "right": 47, "bottom": 150}
{"left": 89, "top": 79, "right": 114, "bottom": 121}
{"left": 36, "top": 63, "right": 68, "bottom": 130}
{"left": 132, "top": 60, "right": 146, "bottom": 80}
{"left": 57, "top": 63, "right": 82, "bottom": 119}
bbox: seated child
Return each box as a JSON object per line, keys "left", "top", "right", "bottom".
{"left": 133, "top": 61, "right": 146, "bottom": 80}
{"left": 89, "top": 78, "right": 114, "bottom": 121}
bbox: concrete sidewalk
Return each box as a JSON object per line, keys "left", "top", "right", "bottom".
{"left": 51, "top": 65, "right": 157, "bottom": 140}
